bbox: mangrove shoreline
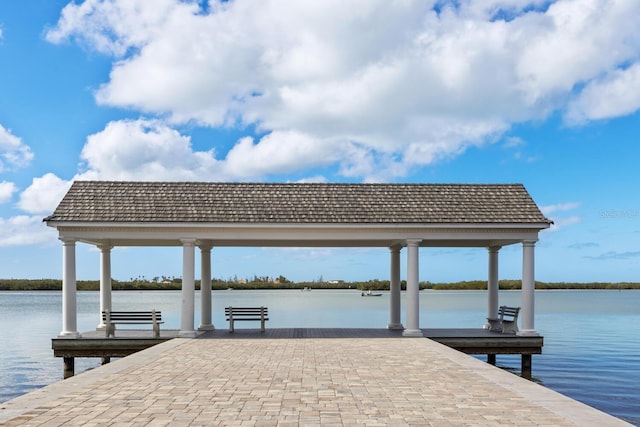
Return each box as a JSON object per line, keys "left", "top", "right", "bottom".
{"left": 1, "top": 278, "right": 639, "bottom": 291}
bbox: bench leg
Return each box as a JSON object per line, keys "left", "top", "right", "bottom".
{"left": 260, "top": 320, "right": 265, "bottom": 333}
{"left": 501, "top": 321, "right": 518, "bottom": 334}
{"left": 487, "top": 354, "right": 496, "bottom": 365}
{"left": 153, "top": 323, "right": 160, "bottom": 338}
{"left": 106, "top": 324, "right": 115, "bottom": 338}
{"left": 486, "top": 318, "right": 502, "bottom": 333}
{"left": 229, "top": 320, "right": 234, "bottom": 333}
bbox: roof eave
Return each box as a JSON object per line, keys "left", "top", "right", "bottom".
{"left": 47, "top": 220, "right": 552, "bottom": 230}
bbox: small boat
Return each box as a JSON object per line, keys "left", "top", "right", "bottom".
{"left": 301, "top": 287, "right": 311, "bottom": 291}
{"left": 361, "top": 290, "right": 382, "bottom": 297}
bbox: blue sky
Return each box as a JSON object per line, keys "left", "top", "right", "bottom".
{"left": 0, "top": 0, "right": 639, "bottom": 283}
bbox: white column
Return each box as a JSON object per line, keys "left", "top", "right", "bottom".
{"left": 486, "top": 246, "right": 501, "bottom": 329}
{"left": 199, "top": 243, "right": 214, "bottom": 331}
{"left": 403, "top": 239, "right": 423, "bottom": 337}
{"left": 388, "top": 245, "right": 403, "bottom": 330}
{"left": 60, "top": 237, "right": 80, "bottom": 338}
{"left": 97, "top": 244, "right": 112, "bottom": 330}
{"left": 519, "top": 240, "right": 539, "bottom": 336}
{"left": 179, "top": 239, "right": 197, "bottom": 337}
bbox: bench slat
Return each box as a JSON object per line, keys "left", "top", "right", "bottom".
{"left": 487, "top": 306, "right": 520, "bottom": 334}
{"left": 102, "top": 310, "right": 163, "bottom": 338}
{"left": 495, "top": 305, "right": 520, "bottom": 334}
{"left": 225, "top": 306, "right": 268, "bottom": 333}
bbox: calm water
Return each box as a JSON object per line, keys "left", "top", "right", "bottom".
{"left": 0, "top": 289, "right": 638, "bottom": 425}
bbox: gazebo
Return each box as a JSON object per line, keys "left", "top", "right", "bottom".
{"left": 44, "top": 181, "right": 552, "bottom": 339}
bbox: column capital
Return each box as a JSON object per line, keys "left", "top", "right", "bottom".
{"left": 522, "top": 240, "right": 537, "bottom": 247}
{"left": 389, "top": 244, "right": 402, "bottom": 253}
{"left": 97, "top": 243, "right": 113, "bottom": 251}
{"left": 59, "top": 236, "right": 76, "bottom": 245}
{"left": 180, "top": 238, "right": 197, "bottom": 246}
{"left": 405, "top": 238, "right": 422, "bottom": 247}
{"left": 488, "top": 245, "right": 502, "bottom": 253}
{"left": 198, "top": 240, "right": 213, "bottom": 251}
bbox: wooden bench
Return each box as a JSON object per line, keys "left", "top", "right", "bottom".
{"left": 102, "top": 310, "right": 163, "bottom": 338}
{"left": 487, "top": 305, "right": 520, "bottom": 334}
{"left": 225, "top": 306, "right": 268, "bottom": 333}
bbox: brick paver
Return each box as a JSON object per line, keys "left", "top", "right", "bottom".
{"left": 0, "top": 337, "right": 631, "bottom": 426}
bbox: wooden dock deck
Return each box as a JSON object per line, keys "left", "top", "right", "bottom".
{"left": 52, "top": 327, "right": 542, "bottom": 377}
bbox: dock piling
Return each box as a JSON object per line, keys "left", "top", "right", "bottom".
{"left": 522, "top": 354, "right": 532, "bottom": 376}
{"left": 63, "top": 357, "right": 74, "bottom": 378}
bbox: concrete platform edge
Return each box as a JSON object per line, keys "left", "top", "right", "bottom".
{"left": 423, "top": 338, "right": 632, "bottom": 426}
{"left": 0, "top": 338, "right": 188, "bottom": 424}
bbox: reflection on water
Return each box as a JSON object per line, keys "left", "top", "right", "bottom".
{"left": 1, "top": 289, "right": 639, "bottom": 425}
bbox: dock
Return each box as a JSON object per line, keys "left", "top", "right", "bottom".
{"left": 2, "top": 330, "right": 630, "bottom": 426}
{"left": 424, "top": 328, "right": 543, "bottom": 373}
{"left": 52, "top": 329, "right": 178, "bottom": 378}
{"left": 52, "top": 328, "right": 543, "bottom": 377}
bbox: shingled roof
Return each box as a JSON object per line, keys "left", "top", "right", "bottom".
{"left": 45, "top": 181, "right": 551, "bottom": 225}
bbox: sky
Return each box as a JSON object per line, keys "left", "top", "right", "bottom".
{"left": 0, "top": 0, "right": 639, "bottom": 284}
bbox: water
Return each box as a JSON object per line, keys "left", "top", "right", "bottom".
{"left": 1, "top": 289, "right": 638, "bottom": 425}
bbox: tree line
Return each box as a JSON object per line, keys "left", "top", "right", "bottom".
{"left": 1, "top": 278, "right": 639, "bottom": 291}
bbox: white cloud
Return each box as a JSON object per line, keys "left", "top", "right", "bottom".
{"left": 502, "top": 136, "right": 538, "bottom": 162}
{"left": 503, "top": 136, "right": 526, "bottom": 149}
{"left": 45, "top": 0, "right": 640, "bottom": 180}
{"left": 45, "top": 0, "right": 183, "bottom": 56}
{"left": 0, "top": 124, "right": 34, "bottom": 172}
{"left": 21, "top": 119, "right": 335, "bottom": 188}
{"left": 541, "top": 202, "right": 582, "bottom": 232}
{"left": 515, "top": 0, "right": 640, "bottom": 105}
{"left": 77, "top": 119, "right": 374, "bottom": 182}
{"left": 18, "top": 173, "right": 72, "bottom": 215}
{"left": 77, "top": 119, "right": 221, "bottom": 181}
{"left": 586, "top": 250, "right": 640, "bottom": 261}
{"left": 548, "top": 215, "right": 582, "bottom": 231}
{"left": 0, "top": 181, "right": 17, "bottom": 204}
{"left": 568, "top": 241, "right": 599, "bottom": 249}
{"left": 0, "top": 215, "right": 57, "bottom": 247}
{"left": 269, "top": 247, "right": 335, "bottom": 260}
{"left": 541, "top": 202, "right": 580, "bottom": 215}
{"left": 221, "top": 131, "right": 338, "bottom": 180}
{"left": 295, "top": 175, "right": 328, "bottom": 184}
{"left": 566, "top": 63, "right": 640, "bottom": 123}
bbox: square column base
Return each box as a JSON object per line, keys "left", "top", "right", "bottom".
{"left": 58, "top": 331, "right": 82, "bottom": 338}
{"left": 517, "top": 329, "right": 540, "bottom": 336}
{"left": 402, "top": 329, "right": 424, "bottom": 337}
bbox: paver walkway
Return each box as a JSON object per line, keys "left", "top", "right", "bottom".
{"left": 0, "top": 335, "right": 630, "bottom": 426}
